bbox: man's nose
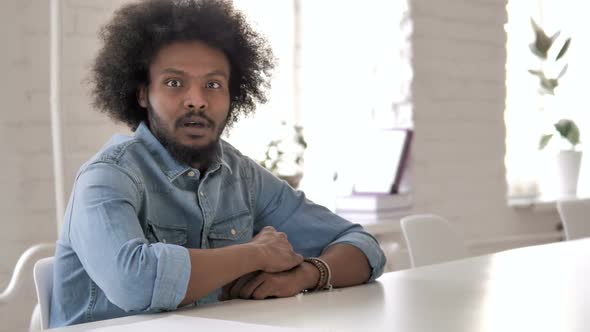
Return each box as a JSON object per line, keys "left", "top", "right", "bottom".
{"left": 184, "top": 85, "right": 208, "bottom": 110}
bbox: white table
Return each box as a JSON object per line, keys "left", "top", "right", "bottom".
{"left": 51, "top": 238, "right": 590, "bottom": 331}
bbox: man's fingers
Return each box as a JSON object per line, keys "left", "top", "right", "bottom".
{"left": 219, "top": 279, "right": 237, "bottom": 301}
{"left": 294, "top": 253, "right": 304, "bottom": 264}
{"left": 239, "top": 273, "right": 266, "bottom": 299}
{"left": 262, "top": 226, "right": 275, "bottom": 232}
{"left": 229, "top": 277, "right": 249, "bottom": 299}
{"left": 280, "top": 253, "right": 304, "bottom": 272}
{"left": 229, "top": 272, "right": 259, "bottom": 299}
{"left": 252, "top": 281, "right": 275, "bottom": 300}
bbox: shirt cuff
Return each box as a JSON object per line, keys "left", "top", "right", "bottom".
{"left": 325, "top": 231, "right": 386, "bottom": 282}
{"left": 149, "top": 243, "right": 191, "bottom": 311}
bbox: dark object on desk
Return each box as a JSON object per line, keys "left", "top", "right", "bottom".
{"left": 390, "top": 129, "right": 413, "bottom": 194}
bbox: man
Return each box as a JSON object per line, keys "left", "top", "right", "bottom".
{"left": 50, "top": 0, "right": 386, "bottom": 327}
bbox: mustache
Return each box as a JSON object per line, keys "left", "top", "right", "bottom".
{"left": 175, "top": 110, "right": 215, "bottom": 128}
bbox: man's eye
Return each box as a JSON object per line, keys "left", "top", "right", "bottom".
{"left": 165, "top": 80, "right": 182, "bottom": 88}
{"left": 207, "top": 81, "right": 221, "bottom": 89}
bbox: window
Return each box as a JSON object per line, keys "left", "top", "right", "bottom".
{"left": 224, "top": 0, "right": 296, "bottom": 160}
{"left": 505, "top": 0, "right": 590, "bottom": 200}
{"left": 226, "top": 0, "right": 413, "bottom": 208}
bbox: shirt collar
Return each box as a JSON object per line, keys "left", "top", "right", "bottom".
{"left": 134, "top": 122, "right": 232, "bottom": 182}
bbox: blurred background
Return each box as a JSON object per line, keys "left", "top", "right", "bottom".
{"left": 2, "top": 0, "right": 588, "bottom": 330}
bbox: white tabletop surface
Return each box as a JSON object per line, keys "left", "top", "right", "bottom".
{"left": 51, "top": 238, "right": 590, "bottom": 331}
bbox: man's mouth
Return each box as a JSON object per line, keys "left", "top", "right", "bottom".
{"left": 181, "top": 117, "right": 211, "bottom": 129}
{"left": 184, "top": 121, "right": 207, "bottom": 128}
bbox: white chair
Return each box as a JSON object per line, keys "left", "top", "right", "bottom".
{"left": 33, "top": 257, "right": 55, "bottom": 330}
{"left": 557, "top": 199, "right": 590, "bottom": 240}
{"left": 0, "top": 243, "right": 55, "bottom": 331}
{"left": 400, "top": 214, "right": 469, "bottom": 268}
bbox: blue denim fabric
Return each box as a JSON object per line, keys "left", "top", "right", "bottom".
{"left": 49, "top": 122, "right": 386, "bottom": 327}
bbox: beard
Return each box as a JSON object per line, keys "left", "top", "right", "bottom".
{"left": 146, "top": 102, "right": 227, "bottom": 168}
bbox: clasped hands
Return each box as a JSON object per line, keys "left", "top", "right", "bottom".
{"left": 219, "top": 226, "right": 318, "bottom": 301}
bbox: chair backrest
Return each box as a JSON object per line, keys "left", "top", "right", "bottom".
{"left": 400, "top": 214, "right": 469, "bottom": 268}
{"left": 33, "top": 257, "right": 54, "bottom": 330}
{"left": 557, "top": 199, "right": 590, "bottom": 240}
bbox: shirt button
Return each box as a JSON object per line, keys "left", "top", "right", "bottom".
{"left": 162, "top": 239, "right": 167, "bottom": 243}
{"left": 187, "top": 171, "right": 196, "bottom": 177}
{"left": 231, "top": 229, "right": 236, "bottom": 235}
{"left": 200, "top": 192, "right": 204, "bottom": 196}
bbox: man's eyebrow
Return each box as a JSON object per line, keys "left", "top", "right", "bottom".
{"left": 160, "top": 68, "right": 186, "bottom": 76}
{"left": 205, "top": 70, "right": 229, "bottom": 80}
{"left": 159, "top": 68, "right": 229, "bottom": 80}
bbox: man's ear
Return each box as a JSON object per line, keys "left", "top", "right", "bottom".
{"left": 137, "top": 85, "right": 148, "bottom": 108}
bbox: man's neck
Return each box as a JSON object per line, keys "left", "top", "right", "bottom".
{"left": 191, "top": 162, "right": 207, "bottom": 175}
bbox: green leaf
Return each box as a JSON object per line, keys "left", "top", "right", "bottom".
{"left": 297, "top": 136, "right": 308, "bottom": 149}
{"left": 554, "top": 119, "right": 580, "bottom": 147}
{"left": 530, "top": 18, "right": 554, "bottom": 59}
{"left": 529, "top": 44, "right": 545, "bottom": 59}
{"left": 528, "top": 69, "right": 544, "bottom": 77}
{"left": 558, "top": 64, "right": 569, "bottom": 79}
{"left": 540, "top": 77, "right": 558, "bottom": 94}
{"left": 528, "top": 69, "right": 558, "bottom": 94}
{"left": 539, "top": 134, "right": 553, "bottom": 150}
{"left": 556, "top": 38, "right": 571, "bottom": 61}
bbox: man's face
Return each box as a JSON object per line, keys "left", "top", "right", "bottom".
{"left": 138, "top": 41, "right": 231, "bottom": 167}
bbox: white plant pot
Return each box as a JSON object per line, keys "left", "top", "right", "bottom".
{"left": 556, "top": 150, "right": 582, "bottom": 198}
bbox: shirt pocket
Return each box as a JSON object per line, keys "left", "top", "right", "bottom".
{"left": 207, "top": 210, "right": 253, "bottom": 248}
{"left": 146, "top": 221, "right": 188, "bottom": 246}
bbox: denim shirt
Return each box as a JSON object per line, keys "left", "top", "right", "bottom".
{"left": 49, "top": 122, "right": 386, "bottom": 328}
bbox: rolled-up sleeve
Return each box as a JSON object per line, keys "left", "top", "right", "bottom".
{"left": 68, "top": 162, "right": 190, "bottom": 312}
{"left": 248, "top": 159, "right": 386, "bottom": 281}
{"left": 323, "top": 228, "right": 385, "bottom": 282}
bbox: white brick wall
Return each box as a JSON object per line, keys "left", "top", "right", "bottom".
{"left": 59, "top": 0, "right": 132, "bottom": 205}
{"left": 0, "top": 1, "right": 51, "bottom": 330}
{"left": 409, "top": 0, "right": 560, "bottom": 248}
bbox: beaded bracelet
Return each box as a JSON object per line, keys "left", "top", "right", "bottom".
{"left": 304, "top": 257, "right": 333, "bottom": 291}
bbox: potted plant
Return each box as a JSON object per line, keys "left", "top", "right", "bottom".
{"left": 528, "top": 18, "right": 581, "bottom": 197}
{"left": 259, "top": 121, "right": 308, "bottom": 189}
